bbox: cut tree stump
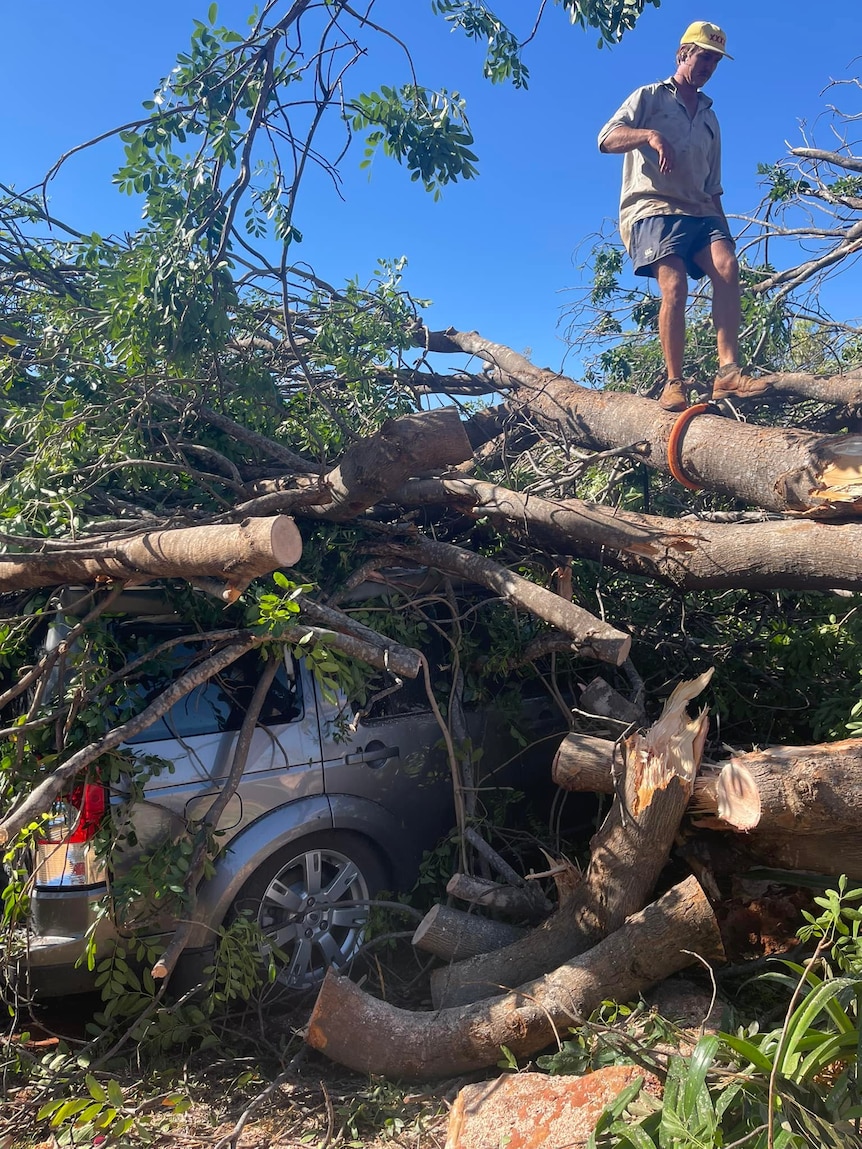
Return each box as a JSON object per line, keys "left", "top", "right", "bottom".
{"left": 430, "top": 670, "right": 712, "bottom": 1009}
{"left": 306, "top": 875, "right": 724, "bottom": 1080}
{"left": 554, "top": 733, "right": 862, "bottom": 840}
{"left": 412, "top": 904, "right": 527, "bottom": 962}
{"left": 0, "top": 516, "right": 302, "bottom": 601}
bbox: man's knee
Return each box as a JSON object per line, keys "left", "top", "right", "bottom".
{"left": 656, "top": 260, "right": 688, "bottom": 305}
{"left": 707, "top": 243, "right": 739, "bottom": 285}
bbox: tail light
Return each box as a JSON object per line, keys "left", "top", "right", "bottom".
{"left": 33, "top": 782, "right": 107, "bottom": 888}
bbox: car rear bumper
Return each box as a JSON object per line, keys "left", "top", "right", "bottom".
{"left": 19, "top": 883, "right": 113, "bottom": 996}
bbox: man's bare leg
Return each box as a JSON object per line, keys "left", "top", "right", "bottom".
{"left": 695, "top": 239, "right": 771, "bottom": 400}
{"left": 693, "top": 239, "right": 740, "bottom": 366}
{"left": 654, "top": 257, "right": 690, "bottom": 410}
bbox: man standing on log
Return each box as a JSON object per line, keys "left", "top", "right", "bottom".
{"left": 598, "top": 21, "right": 771, "bottom": 412}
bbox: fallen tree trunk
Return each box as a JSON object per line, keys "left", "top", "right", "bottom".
{"left": 431, "top": 672, "right": 711, "bottom": 1009}
{"left": 307, "top": 874, "right": 724, "bottom": 1079}
{"left": 412, "top": 904, "right": 527, "bottom": 962}
{"left": 419, "top": 329, "right": 862, "bottom": 517}
{"left": 304, "top": 406, "right": 472, "bottom": 521}
{"left": 687, "top": 829, "right": 862, "bottom": 882}
{"left": 755, "top": 369, "right": 862, "bottom": 405}
{"left": 397, "top": 476, "right": 862, "bottom": 592}
{"left": 554, "top": 733, "right": 862, "bottom": 837}
{"left": 0, "top": 516, "right": 302, "bottom": 600}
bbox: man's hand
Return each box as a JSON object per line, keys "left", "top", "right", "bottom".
{"left": 646, "top": 130, "right": 675, "bottom": 173}
{"left": 599, "top": 126, "right": 676, "bottom": 174}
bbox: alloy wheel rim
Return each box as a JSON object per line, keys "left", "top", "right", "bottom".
{"left": 256, "top": 847, "right": 371, "bottom": 989}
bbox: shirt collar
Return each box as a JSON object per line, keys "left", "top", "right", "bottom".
{"left": 660, "top": 76, "right": 713, "bottom": 110}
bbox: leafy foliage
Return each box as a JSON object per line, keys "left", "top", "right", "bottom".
{"left": 556, "top": 0, "right": 662, "bottom": 47}
{"left": 581, "top": 879, "right": 862, "bottom": 1149}
{"left": 352, "top": 86, "right": 479, "bottom": 198}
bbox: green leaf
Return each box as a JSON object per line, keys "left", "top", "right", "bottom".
{"left": 776, "top": 977, "right": 858, "bottom": 1074}
{"left": 682, "top": 1034, "right": 719, "bottom": 1117}
{"left": 86, "top": 1074, "right": 107, "bottom": 1103}
{"left": 106, "top": 1079, "right": 124, "bottom": 1106}
{"left": 721, "top": 1032, "right": 777, "bottom": 1074}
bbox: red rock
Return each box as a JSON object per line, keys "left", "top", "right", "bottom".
{"left": 445, "top": 1065, "right": 661, "bottom": 1149}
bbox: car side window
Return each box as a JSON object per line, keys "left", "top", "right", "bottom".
{"left": 119, "top": 629, "right": 303, "bottom": 743}
{"left": 360, "top": 672, "right": 431, "bottom": 721}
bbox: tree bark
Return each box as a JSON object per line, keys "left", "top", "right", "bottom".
{"left": 554, "top": 733, "right": 862, "bottom": 838}
{"left": 306, "top": 875, "right": 724, "bottom": 1080}
{"left": 418, "top": 328, "right": 862, "bottom": 517}
{"left": 412, "top": 904, "right": 526, "bottom": 962}
{"left": 397, "top": 476, "right": 862, "bottom": 592}
{"left": 295, "top": 594, "right": 422, "bottom": 679}
{"left": 305, "top": 406, "right": 472, "bottom": 521}
{"left": 755, "top": 369, "right": 862, "bottom": 405}
{"left": 690, "top": 829, "right": 862, "bottom": 882}
{"left": 446, "top": 873, "right": 552, "bottom": 923}
{"left": 431, "top": 672, "right": 711, "bottom": 1008}
{"left": 0, "top": 516, "right": 302, "bottom": 600}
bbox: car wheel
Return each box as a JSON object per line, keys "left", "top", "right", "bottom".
{"left": 230, "top": 832, "right": 388, "bottom": 991}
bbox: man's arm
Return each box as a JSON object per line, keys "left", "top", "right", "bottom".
{"left": 600, "top": 125, "right": 676, "bottom": 174}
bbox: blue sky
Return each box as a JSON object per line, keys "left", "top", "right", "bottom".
{"left": 2, "top": 1, "right": 859, "bottom": 372}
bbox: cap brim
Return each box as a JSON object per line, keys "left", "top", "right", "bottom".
{"left": 683, "top": 39, "right": 733, "bottom": 59}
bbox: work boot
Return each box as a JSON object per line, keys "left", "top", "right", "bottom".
{"left": 658, "top": 378, "right": 689, "bottom": 412}
{"left": 712, "top": 364, "right": 771, "bottom": 402}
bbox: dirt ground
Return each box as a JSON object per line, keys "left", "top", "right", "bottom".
{"left": 9, "top": 879, "right": 809, "bottom": 1148}
{"left": 11, "top": 965, "right": 728, "bottom": 1149}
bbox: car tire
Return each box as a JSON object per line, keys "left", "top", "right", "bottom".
{"left": 229, "top": 831, "right": 389, "bottom": 991}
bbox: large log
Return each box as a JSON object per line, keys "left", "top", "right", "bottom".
{"left": 0, "top": 516, "right": 302, "bottom": 600}
{"left": 430, "top": 672, "right": 711, "bottom": 1009}
{"left": 419, "top": 328, "right": 862, "bottom": 518}
{"left": 307, "top": 875, "right": 724, "bottom": 1079}
{"left": 554, "top": 733, "right": 862, "bottom": 838}
{"left": 397, "top": 476, "right": 862, "bottom": 593}
{"left": 688, "top": 830, "right": 862, "bottom": 883}
{"left": 446, "top": 873, "right": 552, "bottom": 923}
{"left": 307, "top": 406, "right": 472, "bottom": 521}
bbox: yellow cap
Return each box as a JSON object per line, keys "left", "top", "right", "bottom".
{"left": 680, "top": 20, "right": 733, "bottom": 59}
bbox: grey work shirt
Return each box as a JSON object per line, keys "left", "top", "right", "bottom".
{"left": 598, "top": 78, "right": 723, "bottom": 253}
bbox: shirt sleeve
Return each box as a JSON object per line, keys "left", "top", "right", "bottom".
{"left": 597, "top": 87, "right": 647, "bottom": 150}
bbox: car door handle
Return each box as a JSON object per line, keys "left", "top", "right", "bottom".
{"left": 344, "top": 744, "right": 399, "bottom": 767}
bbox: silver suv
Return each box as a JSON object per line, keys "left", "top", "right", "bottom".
{"left": 21, "top": 588, "right": 565, "bottom": 996}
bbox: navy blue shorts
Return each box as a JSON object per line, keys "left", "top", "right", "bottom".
{"left": 630, "top": 215, "right": 733, "bottom": 279}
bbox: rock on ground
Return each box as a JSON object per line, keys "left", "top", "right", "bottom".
{"left": 445, "top": 1064, "right": 662, "bottom": 1149}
